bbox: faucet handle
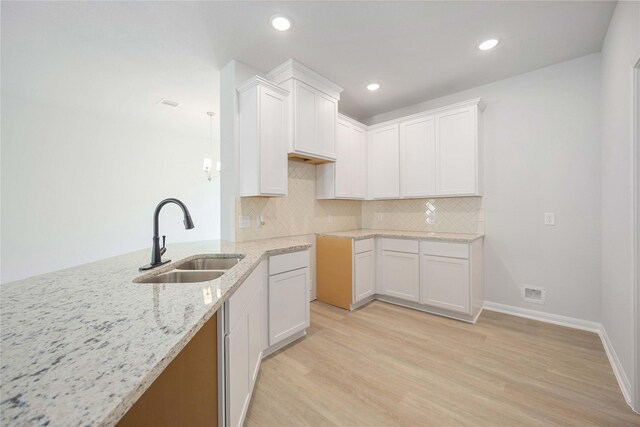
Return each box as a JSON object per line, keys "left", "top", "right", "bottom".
{"left": 160, "top": 235, "right": 167, "bottom": 256}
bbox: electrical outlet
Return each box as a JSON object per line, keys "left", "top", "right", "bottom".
{"left": 238, "top": 215, "right": 251, "bottom": 229}
{"left": 544, "top": 212, "right": 556, "bottom": 226}
{"left": 256, "top": 215, "right": 265, "bottom": 227}
{"left": 376, "top": 213, "right": 384, "bottom": 221}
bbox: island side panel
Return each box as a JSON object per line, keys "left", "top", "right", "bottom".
{"left": 117, "top": 315, "right": 218, "bottom": 427}
{"left": 316, "top": 236, "right": 353, "bottom": 309}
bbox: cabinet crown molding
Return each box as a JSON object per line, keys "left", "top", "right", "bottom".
{"left": 367, "top": 97, "right": 485, "bottom": 131}
{"left": 267, "top": 58, "right": 343, "bottom": 101}
{"left": 237, "top": 75, "right": 290, "bottom": 96}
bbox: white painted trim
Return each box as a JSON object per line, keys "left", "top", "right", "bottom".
{"left": 338, "top": 112, "right": 368, "bottom": 130}
{"left": 367, "top": 97, "right": 484, "bottom": 130}
{"left": 600, "top": 325, "right": 633, "bottom": 408}
{"left": 376, "top": 294, "right": 480, "bottom": 323}
{"left": 263, "top": 330, "right": 306, "bottom": 358}
{"left": 483, "top": 301, "right": 601, "bottom": 332}
{"left": 237, "top": 75, "right": 290, "bottom": 96}
{"left": 484, "top": 301, "right": 637, "bottom": 412}
{"left": 632, "top": 53, "right": 640, "bottom": 413}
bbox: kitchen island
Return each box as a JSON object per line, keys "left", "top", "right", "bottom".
{"left": 0, "top": 238, "right": 311, "bottom": 427}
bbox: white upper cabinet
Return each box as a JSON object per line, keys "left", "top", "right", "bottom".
{"left": 334, "top": 120, "right": 352, "bottom": 197}
{"left": 371, "top": 98, "right": 483, "bottom": 199}
{"left": 317, "top": 93, "right": 338, "bottom": 158}
{"left": 267, "top": 59, "right": 343, "bottom": 163}
{"left": 435, "top": 104, "right": 480, "bottom": 196}
{"left": 369, "top": 124, "right": 400, "bottom": 199}
{"left": 351, "top": 126, "right": 367, "bottom": 198}
{"left": 400, "top": 116, "right": 436, "bottom": 197}
{"left": 316, "top": 115, "right": 366, "bottom": 199}
{"left": 294, "top": 81, "right": 318, "bottom": 155}
{"left": 237, "top": 76, "right": 289, "bottom": 197}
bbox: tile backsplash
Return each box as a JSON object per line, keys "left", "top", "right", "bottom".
{"left": 236, "top": 160, "right": 362, "bottom": 241}
{"left": 236, "top": 160, "right": 483, "bottom": 241}
{"left": 362, "top": 197, "right": 484, "bottom": 234}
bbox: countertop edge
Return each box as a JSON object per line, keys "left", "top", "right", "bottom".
{"left": 315, "top": 230, "right": 484, "bottom": 242}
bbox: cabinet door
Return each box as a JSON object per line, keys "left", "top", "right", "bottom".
{"left": 351, "top": 126, "right": 367, "bottom": 198}
{"left": 421, "top": 255, "right": 470, "bottom": 313}
{"left": 354, "top": 250, "right": 375, "bottom": 302}
{"left": 381, "top": 250, "right": 420, "bottom": 302}
{"left": 259, "top": 86, "right": 288, "bottom": 195}
{"left": 334, "top": 120, "right": 351, "bottom": 197}
{"left": 294, "top": 81, "right": 318, "bottom": 155}
{"left": 227, "top": 315, "right": 249, "bottom": 427}
{"left": 400, "top": 116, "right": 436, "bottom": 197}
{"left": 369, "top": 124, "right": 400, "bottom": 199}
{"left": 268, "top": 267, "right": 310, "bottom": 346}
{"left": 317, "top": 93, "right": 337, "bottom": 159}
{"left": 435, "top": 106, "right": 477, "bottom": 195}
{"left": 247, "top": 290, "right": 263, "bottom": 386}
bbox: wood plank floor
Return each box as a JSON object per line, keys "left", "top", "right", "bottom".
{"left": 246, "top": 301, "right": 639, "bottom": 426}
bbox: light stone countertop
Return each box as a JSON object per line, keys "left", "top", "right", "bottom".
{"left": 0, "top": 238, "right": 311, "bottom": 427}
{"left": 317, "top": 229, "right": 484, "bottom": 242}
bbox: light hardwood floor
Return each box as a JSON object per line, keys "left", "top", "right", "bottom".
{"left": 246, "top": 300, "right": 639, "bottom": 426}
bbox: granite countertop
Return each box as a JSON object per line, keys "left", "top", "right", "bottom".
{"left": 0, "top": 238, "right": 311, "bottom": 427}
{"left": 317, "top": 229, "right": 484, "bottom": 242}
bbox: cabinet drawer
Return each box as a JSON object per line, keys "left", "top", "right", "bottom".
{"left": 354, "top": 238, "right": 374, "bottom": 254}
{"left": 380, "top": 238, "right": 419, "bottom": 254}
{"left": 269, "top": 250, "right": 310, "bottom": 276}
{"left": 421, "top": 240, "right": 469, "bottom": 259}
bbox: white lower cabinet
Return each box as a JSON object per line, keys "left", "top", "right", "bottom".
{"left": 421, "top": 255, "right": 470, "bottom": 313}
{"left": 268, "top": 267, "right": 310, "bottom": 346}
{"left": 380, "top": 250, "right": 420, "bottom": 302}
{"left": 224, "top": 250, "right": 310, "bottom": 427}
{"left": 267, "top": 250, "right": 310, "bottom": 348}
{"left": 225, "top": 262, "right": 265, "bottom": 427}
{"left": 354, "top": 246, "right": 375, "bottom": 302}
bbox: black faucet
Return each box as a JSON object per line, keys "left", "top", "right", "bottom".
{"left": 139, "top": 198, "right": 195, "bottom": 271}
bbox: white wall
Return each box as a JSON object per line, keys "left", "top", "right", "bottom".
{"left": 599, "top": 0, "right": 640, "bottom": 407}
{"left": 1, "top": 3, "right": 221, "bottom": 284}
{"left": 366, "top": 54, "right": 603, "bottom": 322}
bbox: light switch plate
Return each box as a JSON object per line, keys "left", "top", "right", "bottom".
{"left": 544, "top": 212, "right": 556, "bottom": 226}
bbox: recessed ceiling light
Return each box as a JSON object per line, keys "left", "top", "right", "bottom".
{"left": 366, "top": 83, "right": 380, "bottom": 91}
{"left": 478, "top": 38, "right": 499, "bottom": 51}
{"left": 270, "top": 15, "right": 293, "bottom": 31}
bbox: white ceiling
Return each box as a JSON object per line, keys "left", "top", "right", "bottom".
{"left": 203, "top": 1, "right": 615, "bottom": 119}
{"left": 3, "top": 1, "right": 616, "bottom": 121}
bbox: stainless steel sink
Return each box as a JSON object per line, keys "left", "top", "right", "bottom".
{"left": 137, "top": 270, "right": 225, "bottom": 284}
{"left": 174, "top": 256, "right": 243, "bottom": 271}
{"left": 135, "top": 254, "right": 245, "bottom": 284}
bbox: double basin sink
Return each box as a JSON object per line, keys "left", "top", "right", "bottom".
{"left": 136, "top": 255, "right": 244, "bottom": 284}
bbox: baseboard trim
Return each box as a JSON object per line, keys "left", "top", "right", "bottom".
{"left": 483, "top": 301, "right": 634, "bottom": 410}
{"left": 376, "top": 295, "right": 479, "bottom": 323}
{"left": 483, "top": 301, "right": 601, "bottom": 332}
{"left": 263, "top": 330, "right": 306, "bottom": 358}
{"left": 600, "top": 326, "right": 633, "bottom": 408}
